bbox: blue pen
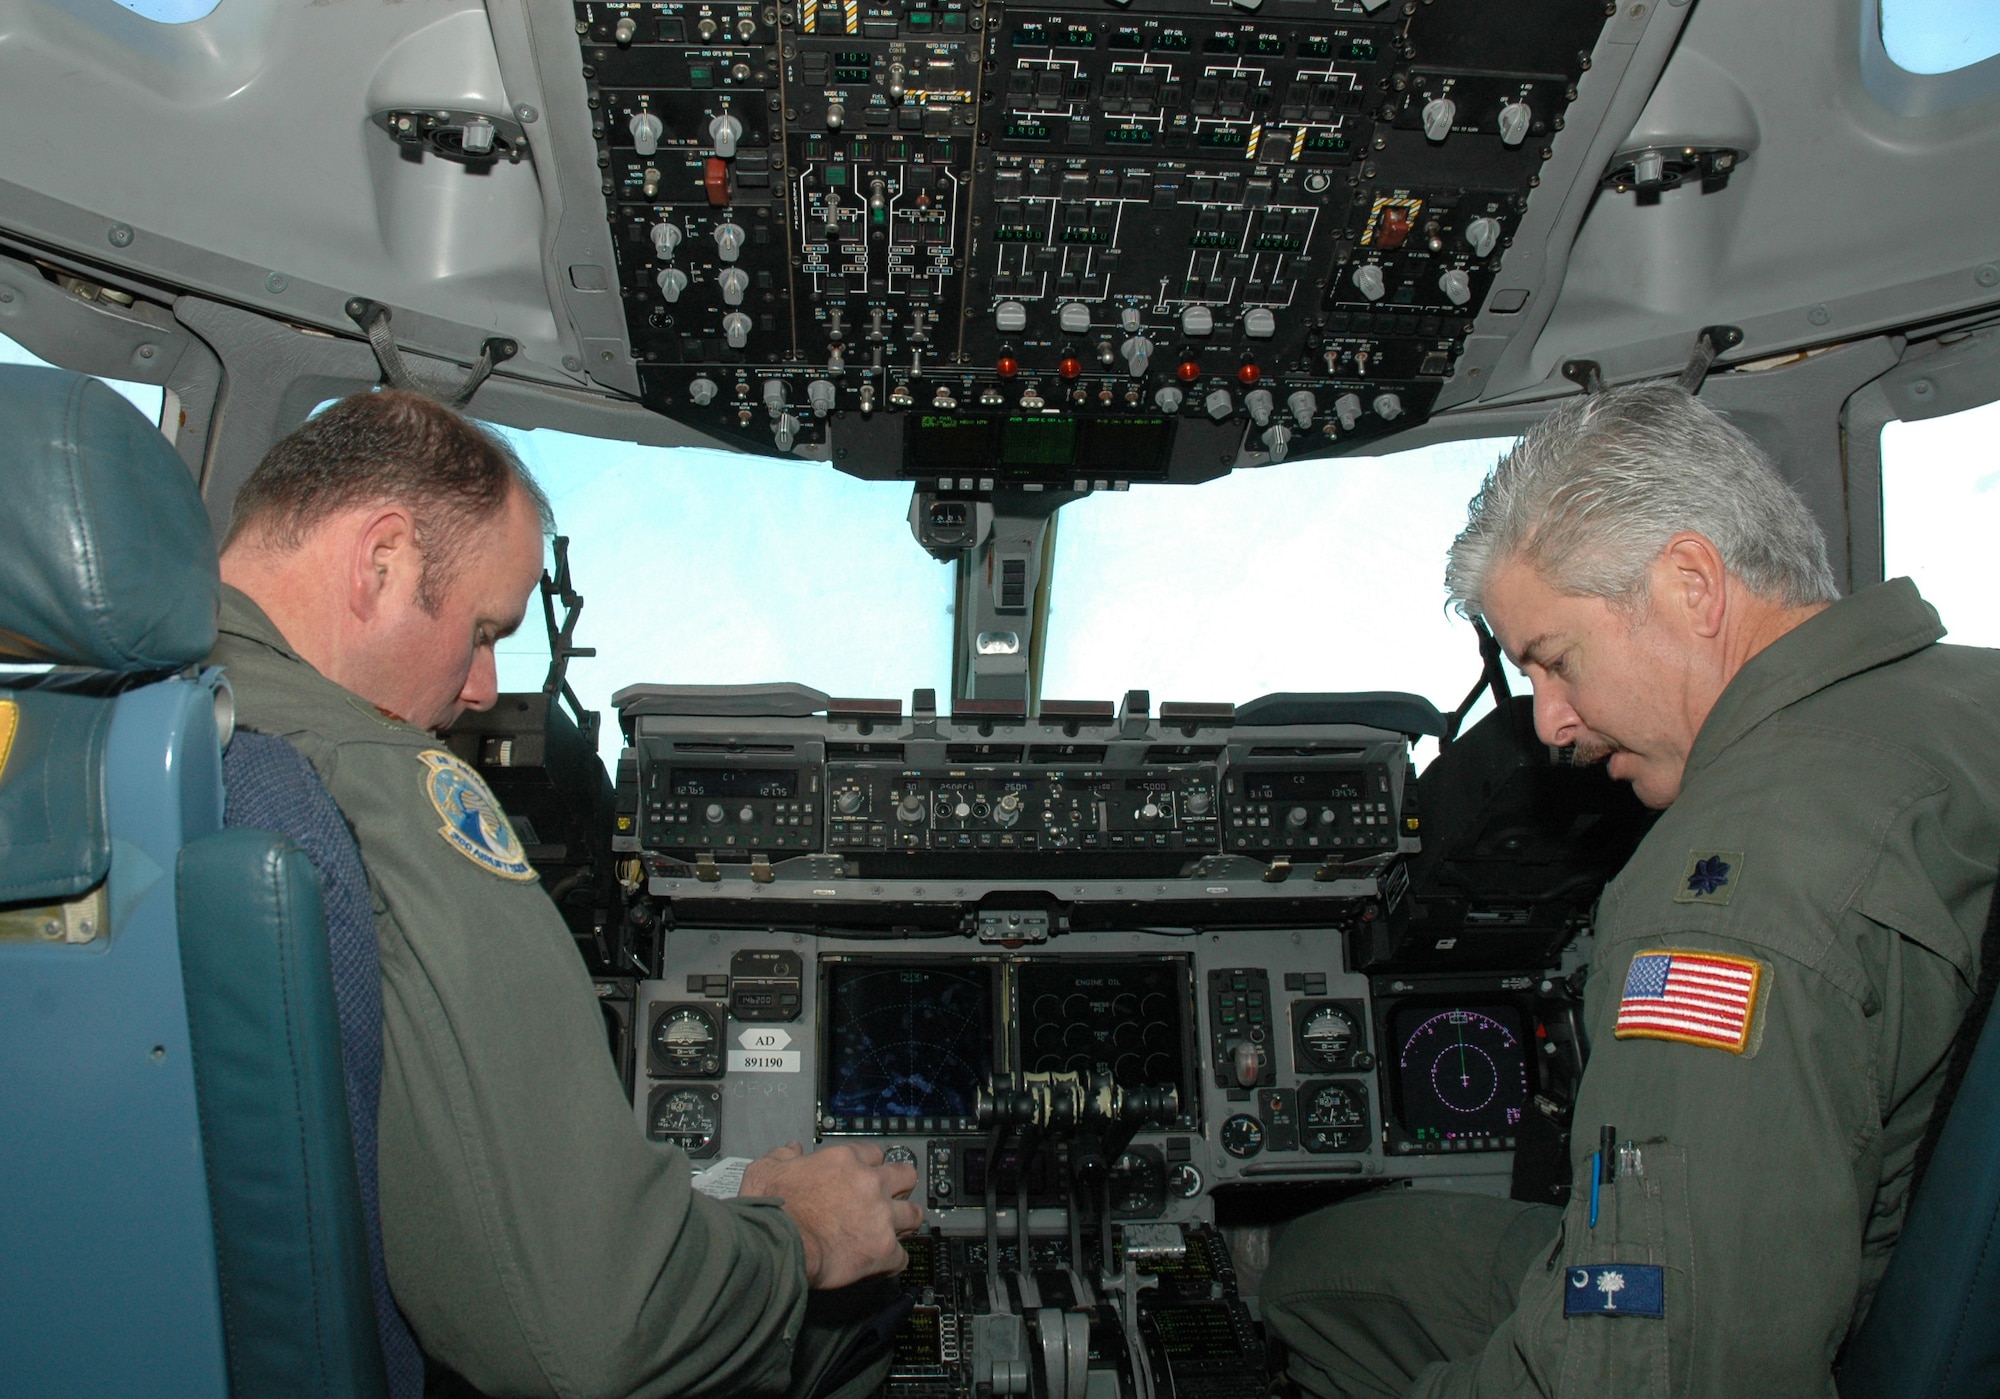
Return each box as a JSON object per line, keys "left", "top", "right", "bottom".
{"left": 1588, "top": 1154, "right": 1601, "bottom": 1228}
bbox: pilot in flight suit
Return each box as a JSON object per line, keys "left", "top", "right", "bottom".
{"left": 1261, "top": 577, "right": 2000, "bottom": 1396}
{"left": 212, "top": 584, "right": 893, "bottom": 1399}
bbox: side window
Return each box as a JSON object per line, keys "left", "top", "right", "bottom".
{"left": 1880, "top": 396, "right": 2000, "bottom": 647}
{"left": 0, "top": 330, "right": 167, "bottom": 430}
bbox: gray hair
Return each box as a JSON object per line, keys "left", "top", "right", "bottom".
{"left": 1445, "top": 382, "right": 1839, "bottom": 617}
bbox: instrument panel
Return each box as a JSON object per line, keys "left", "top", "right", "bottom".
{"left": 572, "top": 0, "right": 1614, "bottom": 477}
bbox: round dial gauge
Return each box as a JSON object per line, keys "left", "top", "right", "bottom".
{"left": 652, "top": 1005, "right": 720, "bottom": 1075}
{"left": 1304, "top": 1081, "right": 1366, "bottom": 1128}
{"left": 648, "top": 1088, "right": 719, "bottom": 1154}
{"left": 1108, "top": 1149, "right": 1166, "bottom": 1216}
{"left": 1219, "top": 1113, "right": 1266, "bottom": 1159}
{"left": 1300, "top": 1006, "right": 1356, "bottom": 1064}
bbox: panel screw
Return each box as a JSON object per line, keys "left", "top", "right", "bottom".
{"left": 1909, "top": 379, "right": 1934, "bottom": 399}
{"left": 108, "top": 223, "right": 135, "bottom": 248}
{"left": 137, "top": 345, "right": 155, "bottom": 360}
{"left": 1807, "top": 304, "right": 1831, "bottom": 325}
{"left": 562, "top": 354, "right": 584, "bottom": 371}
{"left": 515, "top": 103, "right": 539, "bottom": 124}
{"left": 1977, "top": 264, "right": 2000, "bottom": 287}
{"left": 266, "top": 272, "right": 289, "bottom": 293}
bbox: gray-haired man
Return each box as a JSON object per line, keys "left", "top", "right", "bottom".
{"left": 1262, "top": 383, "right": 2000, "bottom": 1396}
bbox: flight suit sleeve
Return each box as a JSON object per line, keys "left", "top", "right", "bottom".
{"left": 1410, "top": 930, "right": 1877, "bottom": 1399}
{"left": 332, "top": 737, "right": 812, "bottom": 1399}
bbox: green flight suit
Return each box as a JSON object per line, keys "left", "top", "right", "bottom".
{"left": 1263, "top": 578, "right": 2000, "bottom": 1398}
{"left": 211, "top": 586, "right": 892, "bottom": 1399}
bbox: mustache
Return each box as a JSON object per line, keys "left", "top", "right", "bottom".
{"left": 1562, "top": 737, "right": 1620, "bottom": 767}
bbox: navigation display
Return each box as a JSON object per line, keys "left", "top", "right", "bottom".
{"left": 1391, "top": 1005, "right": 1529, "bottom": 1144}
{"left": 821, "top": 962, "right": 995, "bottom": 1131}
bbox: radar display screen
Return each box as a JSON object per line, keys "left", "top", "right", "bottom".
{"left": 821, "top": 962, "right": 995, "bottom": 1131}
{"left": 1392, "top": 1005, "right": 1529, "bottom": 1144}
{"left": 669, "top": 768, "right": 798, "bottom": 798}
{"left": 1017, "top": 958, "right": 1193, "bottom": 1123}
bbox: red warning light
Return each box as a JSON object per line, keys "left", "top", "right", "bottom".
{"left": 996, "top": 356, "right": 1019, "bottom": 380}
{"left": 1236, "top": 362, "right": 1261, "bottom": 386}
{"left": 1058, "top": 356, "right": 1083, "bottom": 380}
{"left": 1176, "top": 360, "right": 1201, "bottom": 383}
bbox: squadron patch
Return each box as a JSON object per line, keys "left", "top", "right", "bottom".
{"left": 1614, "top": 949, "right": 1765, "bottom": 1054}
{"left": 418, "top": 749, "right": 538, "bottom": 882}
{"left": 1674, "top": 849, "right": 1742, "bottom": 905}
{"left": 1564, "top": 1264, "right": 1665, "bottom": 1318}
{"left": 0, "top": 699, "right": 15, "bottom": 785}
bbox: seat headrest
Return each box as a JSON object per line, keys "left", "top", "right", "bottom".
{"left": 0, "top": 365, "right": 218, "bottom": 671}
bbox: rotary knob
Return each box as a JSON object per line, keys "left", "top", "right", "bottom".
{"left": 807, "top": 379, "right": 836, "bottom": 417}
{"left": 995, "top": 792, "right": 1022, "bottom": 828}
{"left": 650, "top": 221, "right": 683, "bottom": 258}
{"left": 1185, "top": 790, "right": 1212, "bottom": 817}
{"left": 1242, "top": 307, "right": 1276, "bottom": 339}
{"left": 1244, "top": 388, "right": 1274, "bottom": 427}
{"left": 1287, "top": 390, "right": 1317, "bottom": 429}
{"left": 1373, "top": 392, "right": 1404, "bottom": 421}
{"left": 690, "top": 376, "right": 718, "bottom": 406}
{"left": 953, "top": 799, "right": 972, "bottom": 819}
{"left": 722, "top": 312, "right": 751, "bottom": 349}
{"left": 1465, "top": 216, "right": 1502, "bottom": 259}
{"left": 1141, "top": 800, "right": 1162, "bottom": 820}
{"left": 709, "top": 112, "right": 743, "bottom": 158}
{"left": 835, "top": 789, "right": 864, "bottom": 815}
{"left": 1204, "top": 387, "right": 1233, "bottom": 421}
{"left": 1319, "top": 808, "right": 1338, "bottom": 826}
{"left": 1497, "top": 100, "right": 1532, "bottom": 148}
{"left": 1287, "top": 806, "right": 1309, "bottom": 828}
{"left": 1261, "top": 424, "right": 1292, "bottom": 462}
{"left": 1059, "top": 302, "right": 1091, "bottom": 334}
{"left": 1351, "top": 264, "right": 1387, "bottom": 302}
{"left": 655, "top": 267, "right": 689, "bottom": 303}
{"left": 1154, "top": 386, "right": 1184, "bottom": 413}
{"left": 995, "top": 301, "right": 1028, "bottom": 333}
{"left": 629, "top": 111, "right": 664, "bottom": 157}
{"left": 1121, "top": 336, "right": 1154, "bottom": 378}
{"left": 1439, "top": 268, "right": 1473, "bottom": 307}
{"left": 705, "top": 803, "right": 725, "bottom": 824}
{"left": 1421, "top": 97, "right": 1456, "bottom": 142}
{"left": 1181, "top": 305, "right": 1214, "bottom": 336}
{"left": 1334, "top": 392, "right": 1364, "bottom": 431}
{"left": 713, "top": 222, "right": 746, "bottom": 262}
{"left": 718, "top": 267, "right": 749, "bottom": 305}
{"left": 738, "top": 805, "right": 756, "bottom": 824}
{"left": 896, "top": 794, "right": 925, "bottom": 825}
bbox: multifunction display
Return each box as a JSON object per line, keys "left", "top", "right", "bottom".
{"left": 669, "top": 767, "right": 800, "bottom": 797}
{"left": 1390, "top": 1004, "right": 1528, "bottom": 1151}
{"left": 821, "top": 960, "right": 997, "bottom": 1131}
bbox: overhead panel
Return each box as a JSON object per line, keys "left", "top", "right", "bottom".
{"left": 571, "top": 0, "right": 1612, "bottom": 478}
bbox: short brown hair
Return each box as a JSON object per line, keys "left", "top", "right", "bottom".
{"left": 226, "top": 389, "right": 553, "bottom": 612}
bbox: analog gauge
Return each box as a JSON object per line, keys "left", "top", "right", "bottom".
{"left": 1168, "top": 1163, "right": 1204, "bottom": 1199}
{"left": 647, "top": 1086, "right": 719, "bottom": 1156}
{"left": 1219, "top": 1113, "right": 1265, "bottom": 1159}
{"left": 1300, "top": 1079, "right": 1370, "bottom": 1154}
{"left": 651, "top": 1004, "right": 720, "bottom": 1077}
{"left": 883, "top": 1145, "right": 918, "bottom": 1167}
{"left": 1302, "top": 1006, "right": 1355, "bottom": 1062}
{"left": 1108, "top": 1148, "right": 1167, "bottom": 1217}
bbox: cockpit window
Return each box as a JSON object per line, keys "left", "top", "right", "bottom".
{"left": 487, "top": 426, "right": 954, "bottom": 759}
{"left": 0, "top": 330, "right": 165, "bottom": 426}
{"left": 97, "top": 0, "right": 221, "bottom": 24}
{"left": 1039, "top": 437, "right": 1517, "bottom": 763}
{"left": 1881, "top": 396, "right": 2000, "bottom": 648}
{"left": 1880, "top": 0, "right": 2000, "bottom": 74}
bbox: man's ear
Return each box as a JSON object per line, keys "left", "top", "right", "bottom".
{"left": 1661, "top": 532, "right": 1728, "bottom": 640}
{"left": 347, "top": 506, "right": 418, "bottom": 622}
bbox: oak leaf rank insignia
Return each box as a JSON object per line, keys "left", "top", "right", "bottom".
{"left": 419, "top": 749, "right": 538, "bottom": 882}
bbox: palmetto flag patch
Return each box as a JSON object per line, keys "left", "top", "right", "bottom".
{"left": 1564, "top": 1264, "right": 1664, "bottom": 1318}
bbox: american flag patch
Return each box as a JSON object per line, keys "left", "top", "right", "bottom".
{"left": 1614, "top": 950, "right": 1764, "bottom": 1054}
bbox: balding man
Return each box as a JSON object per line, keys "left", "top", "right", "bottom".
{"left": 212, "top": 389, "right": 917, "bottom": 1399}
{"left": 1262, "top": 383, "right": 2000, "bottom": 1396}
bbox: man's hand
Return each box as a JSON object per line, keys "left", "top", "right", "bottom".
{"left": 740, "top": 1141, "right": 923, "bottom": 1290}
